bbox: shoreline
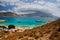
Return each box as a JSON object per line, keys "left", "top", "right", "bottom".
{"left": 0, "top": 19, "right": 57, "bottom": 32}
{"left": 15, "top": 27, "right": 33, "bottom": 32}
{"left": 0, "top": 24, "right": 33, "bottom": 32}
{"left": 0, "top": 20, "right": 55, "bottom": 32}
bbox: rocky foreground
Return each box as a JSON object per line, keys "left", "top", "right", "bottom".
{"left": 0, "top": 19, "right": 60, "bottom": 40}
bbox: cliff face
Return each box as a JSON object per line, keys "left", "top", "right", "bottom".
{"left": 1, "top": 18, "right": 60, "bottom": 40}
{"left": 0, "top": 12, "right": 17, "bottom": 17}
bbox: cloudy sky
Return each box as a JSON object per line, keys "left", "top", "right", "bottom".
{"left": 0, "top": 0, "right": 60, "bottom": 17}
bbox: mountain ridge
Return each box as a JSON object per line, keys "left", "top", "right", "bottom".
{"left": 0, "top": 11, "right": 57, "bottom": 18}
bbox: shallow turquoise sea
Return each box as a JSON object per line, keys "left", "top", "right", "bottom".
{"left": 0, "top": 17, "right": 57, "bottom": 27}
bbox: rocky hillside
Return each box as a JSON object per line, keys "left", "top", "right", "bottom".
{"left": 17, "top": 18, "right": 60, "bottom": 40}
{"left": 0, "top": 12, "right": 17, "bottom": 17}
{"left": 0, "top": 18, "right": 60, "bottom": 40}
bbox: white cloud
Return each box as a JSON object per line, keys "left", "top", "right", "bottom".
{"left": 57, "top": 0, "right": 60, "bottom": 8}
{"left": 0, "top": 0, "right": 60, "bottom": 17}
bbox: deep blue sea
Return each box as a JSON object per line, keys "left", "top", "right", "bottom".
{"left": 0, "top": 17, "right": 57, "bottom": 27}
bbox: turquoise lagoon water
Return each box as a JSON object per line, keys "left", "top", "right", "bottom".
{"left": 0, "top": 17, "right": 56, "bottom": 27}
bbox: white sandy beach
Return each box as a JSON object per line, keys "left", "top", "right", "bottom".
{"left": 15, "top": 27, "right": 33, "bottom": 32}
{"left": 0, "top": 24, "right": 32, "bottom": 32}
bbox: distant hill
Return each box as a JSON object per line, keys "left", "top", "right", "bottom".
{"left": 18, "top": 10, "right": 56, "bottom": 18}
{"left": 0, "top": 10, "right": 57, "bottom": 18}
{"left": 0, "top": 12, "right": 18, "bottom": 17}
